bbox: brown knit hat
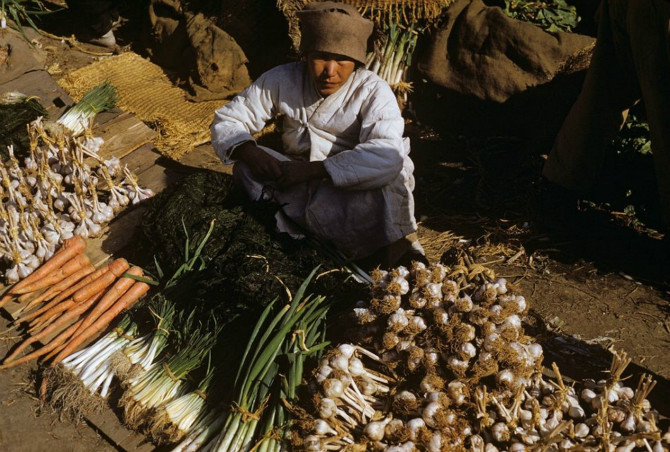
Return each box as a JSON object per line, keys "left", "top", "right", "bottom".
{"left": 297, "top": 1, "right": 373, "bottom": 65}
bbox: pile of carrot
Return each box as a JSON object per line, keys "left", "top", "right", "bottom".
{"left": 0, "top": 235, "right": 151, "bottom": 372}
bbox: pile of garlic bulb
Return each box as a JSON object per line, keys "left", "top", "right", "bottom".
{"left": 296, "top": 262, "right": 670, "bottom": 452}
{"left": 0, "top": 118, "right": 154, "bottom": 283}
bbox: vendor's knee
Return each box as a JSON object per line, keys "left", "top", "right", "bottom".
{"left": 232, "top": 160, "right": 256, "bottom": 186}
{"left": 232, "top": 161, "right": 269, "bottom": 201}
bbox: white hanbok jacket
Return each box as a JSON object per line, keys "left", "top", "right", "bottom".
{"left": 210, "top": 62, "right": 418, "bottom": 258}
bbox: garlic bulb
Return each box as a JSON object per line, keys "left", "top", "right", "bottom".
{"left": 1, "top": 120, "right": 151, "bottom": 284}
{"left": 297, "top": 263, "right": 670, "bottom": 452}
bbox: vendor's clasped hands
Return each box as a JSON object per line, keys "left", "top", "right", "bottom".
{"left": 234, "top": 142, "right": 328, "bottom": 189}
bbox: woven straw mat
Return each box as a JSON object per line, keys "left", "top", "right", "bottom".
{"left": 58, "top": 52, "right": 227, "bottom": 160}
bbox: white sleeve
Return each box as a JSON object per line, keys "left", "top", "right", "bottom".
{"left": 323, "top": 81, "right": 406, "bottom": 190}
{"left": 210, "top": 70, "right": 279, "bottom": 164}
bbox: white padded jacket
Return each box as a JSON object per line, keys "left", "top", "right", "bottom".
{"left": 210, "top": 62, "right": 418, "bottom": 257}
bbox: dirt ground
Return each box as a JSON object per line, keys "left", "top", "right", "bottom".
{"left": 0, "top": 315, "right": 117, "bottom": 452}
{"left": 1, "top": 4, "right": 669, "bottom": 451}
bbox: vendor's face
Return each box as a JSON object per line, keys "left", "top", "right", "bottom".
{"left": 307, "top": 51, "right": 357, "bottom": 97}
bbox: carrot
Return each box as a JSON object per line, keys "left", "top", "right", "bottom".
{"left": 27, "top": 265, "right": 141, "bottom": 335}
{"left": 0, "top": 318, "right": 85, "bottom": 370}
{"left": 42, "top": 343, "right": 65, "bottom": 363}
{"left": 2, "top": 290, "right": 105, "bottom": 364}
{"left": 0, "top": 236, "right": 85, "bottom": 307}
{"left": 25, "top": 258, "right": 129, "bottom": 329}
{"left": 49, "top": 281, "right": 150, "bottom": 368}
{"left": 27, "top": 298, "right": 78, "bottom": 333}
{"left": 68, "top": 258, "right": 129, "bottom": 305}
{"left": 69, "top": 266, "right": 144, "bottom": 338}
{"left": 14, "top": 264, "right": 111, "bottom": 325}
{"left": 18, "top": 289, "right": 46, "bottom": 304}
{"left": 12, "top": 254, "right": 91, "bottom": 295}
{"left": 13, "top": 259, "right": 127, "bottom": 325}
{"left": 20, "top": 264, "right": 96, "bottom": 314}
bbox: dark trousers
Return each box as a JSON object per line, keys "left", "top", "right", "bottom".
{"left": 65, "top": 0, "right": 119, "bottom": 36}
{"left": 543, "top": 0, "right": 670, "bottom": 225}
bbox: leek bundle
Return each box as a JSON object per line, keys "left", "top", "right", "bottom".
{"left": 58, "top": 82, "right": 116, "bottom": 136}
{"left": 205, "top": 268, "right": 330, "bottom": 452}
{"left": 356, "top": 0, "right": 454, "bottom": 106}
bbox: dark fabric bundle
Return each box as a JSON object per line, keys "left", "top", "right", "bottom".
{"left": 0, "top": 95, "right": 47, "bottom": 161}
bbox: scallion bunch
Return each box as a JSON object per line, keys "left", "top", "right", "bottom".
{"left": 150, "top": 366, "right": 215, "bottom": 444}
{"left": 121, "top": 312, "right": 219, "bottom": 429}
{"left": 205, "top": 268, "right": 330, "bottom": 452}
{"left": 57, "top": 82, "right": 116, "bottom": 137}
{"left": 112, "top": 295, "right": 175, "bottom": 383}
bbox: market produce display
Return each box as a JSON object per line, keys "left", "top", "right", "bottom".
{"left": 3, "top": 230, "right": 669, "bottom": 451}
{"left": 291, "top": 260, "right": 670, "bottom": 451}
{"left": 0, "top": 238, "right": 150, "bottom": 373}
{"left": 1, "top": 3, "right": 668, "bottom": 451}
{"left": 2, "top": 171, "right": 669, "bottom": 452}
{"left": 0, "top": 84, "right": 154, "bottom": 284}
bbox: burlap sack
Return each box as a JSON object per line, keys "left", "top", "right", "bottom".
{"left": 146, "top": 0, "right": 251, "bottom": 101}
{"left": 218, "top": 0, "right": 294, "bottom": 78}
{"left": 185, "top": 12, "right": 252, "bottom": 101}
{"left": 146, "top": 0, "right": 190, "bottom": 68}
{"left": 417, "top": 0, "right": 595, "bottom": 103}
{"left": 414, "top": 0, "right": 595, "bottom": 145}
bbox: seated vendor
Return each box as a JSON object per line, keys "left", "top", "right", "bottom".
{"left": 210, "top": 1, "right": 425, "bottom": 269}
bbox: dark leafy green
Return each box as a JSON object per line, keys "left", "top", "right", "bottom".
{"left": 140, "top": 171, "right": 366, "bottom": 325}
{"left": 503, "top": 0, "right": 579, "bottom": 32}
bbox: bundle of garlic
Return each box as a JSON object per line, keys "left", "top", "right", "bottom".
{"left": 294, "top": 262, "right": 670, "bottom": 452}
{"left": 0, "top": 118, "right": 153, "bottom": 284}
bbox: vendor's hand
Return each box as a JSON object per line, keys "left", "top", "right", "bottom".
{"left": 277, "top": 161, "right": 329, "bottom": 188}
{"left": 233, "top": 142, "right": 282, "bottom": 181}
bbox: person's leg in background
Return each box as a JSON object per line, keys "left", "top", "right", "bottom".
{"left": 540, "top": 0, "right": 640, "bottom": 230}
{"left": 628, "top": 0, "right": 670, "bottom": 230}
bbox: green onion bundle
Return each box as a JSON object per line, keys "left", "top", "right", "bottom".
{"left": 46, "top": 315, "right": 137, "bottom": 419}
{"left": 57, "top": 82, "right": 116, "bottom": 137}
{"left": 206, "top": 268, "right": 330, "bottom": 452}
{"left": 112, "top": 295, "right": 175, "bottom": 383}
{"left": 171, "top": 409, "right": 223, "bottom": 452}
{"left": 367, "top": 22, "right": 418, "bottom": 85}
{"left": 365, "top": 20, "right": 421, "bottom": 106}
{"left": 150, "top": 366, "right": 215, "bottom": 444}
{"left": 120, "top": 313, "right": 219, "bottom": 430}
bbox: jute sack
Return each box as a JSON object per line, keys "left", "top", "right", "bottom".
{"left": 146, "top": 0, "right": 251, "bottom": 101}
{"left": 417, "top": 0, "right": 595, "bottom": 103}
{"left": 413, "top": 0, "right": 595, "bottom": 145}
